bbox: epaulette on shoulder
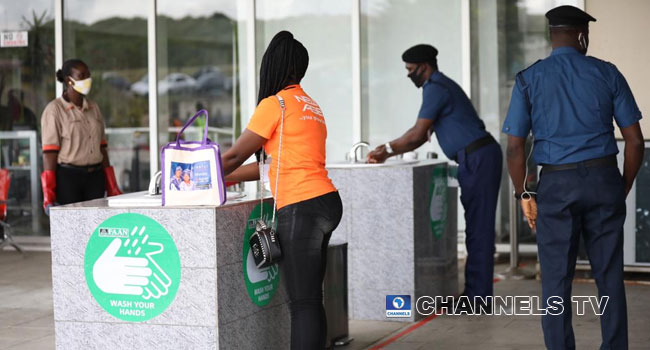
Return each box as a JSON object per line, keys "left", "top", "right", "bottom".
{"left": 586, "top": 55, "right": 615, "bottom": 68}
{"left": 516, "top": 59, "right": 542, "bottom": 77}
{"left": 515, "top": 60, "right": 540, "bottom": 108}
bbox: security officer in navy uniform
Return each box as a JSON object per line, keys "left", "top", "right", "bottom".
{"left": 368, "top": 44, "right": 503, "bottom": 301}
{"left": 503, "top": 5, "right": 644, "bottom": 349}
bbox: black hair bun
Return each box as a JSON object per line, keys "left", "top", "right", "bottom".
{"left": 55, "top": 69, "right": 65, "bottom": 83}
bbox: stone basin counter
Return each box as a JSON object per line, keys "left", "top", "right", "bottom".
{"left": 49, "top": 194, "right": 289, "bottom": 349}
{"left": 327, "top": 159, "right": 459, "bottom": 322}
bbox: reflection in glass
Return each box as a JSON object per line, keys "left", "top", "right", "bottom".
{"left": 361, "top": 0, "right": 464, "bottom": 161}
{"left": 63, "top": 0, "right": 149, "bottom": 192}
{"left": 0, "top": 1, "right": 55, "bottom": 235}
{"left": 156, "top": 1, "right": 239, "bottom": 152}
{"left": 256, "top": 0, "right": 353, "bottom": 162}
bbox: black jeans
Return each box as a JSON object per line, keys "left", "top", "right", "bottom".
{"left": 276, "top": 191, "right": 343, "bottom": 350}
{"left": 56, "top": 165, "right": 106, "bottom": 205}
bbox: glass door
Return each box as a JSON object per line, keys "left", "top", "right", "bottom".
{"left": 63, "top": 0, "right": 150, "bottom": 192}
{"left": 0, "top": 0, "right": 55, "bottom": 235}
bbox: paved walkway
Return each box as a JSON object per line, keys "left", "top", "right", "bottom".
{"left": 1, "top": 251, "right": 649, "bottom": 349}
{"left": 0, "top": 252, "right": 54, "bottom": 349}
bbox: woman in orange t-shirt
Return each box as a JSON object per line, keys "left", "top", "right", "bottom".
{"left": 221, "top": 31, "right": 341, "bottom": 350}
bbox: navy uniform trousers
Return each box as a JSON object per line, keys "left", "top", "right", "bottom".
{"left": 537, "top": 163, "right": 627, "bottom": 350}
{"left": 457, "top": 142, "right": 502, "bottom": 298}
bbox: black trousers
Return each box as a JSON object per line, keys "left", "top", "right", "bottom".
{"left": 276, "top": 191, "right": 343, "bottom": 350}
{"left": 56, "top": 165, "right": 106, "bottom": 205}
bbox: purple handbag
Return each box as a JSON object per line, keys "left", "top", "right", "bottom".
{"left": 161, "top": 109, "right": 226, "bottom": 206}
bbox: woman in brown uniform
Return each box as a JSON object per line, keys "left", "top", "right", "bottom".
{"left": 40, "top": 59, "right": 121, "bottom": 214}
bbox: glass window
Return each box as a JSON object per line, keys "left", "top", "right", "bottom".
{"left": 63, "top": 0, "right": 149, "bottom": 192}
{"left": 0, "top": 0, "right": 55, "bottom": 235}
{"left": 361, "top": 0, "right": 465, "bottom": 160}
{"left": 156, "top": 1, "right": 240, "bottom": 152}
{"left": 635, "top": 146, "right": 650, "bottom": 262}
{"left": 471, "top": 0, "right": 583, "bottom": 243}
{"left": 255, "top": 0, "right": 353, "bottom": 163}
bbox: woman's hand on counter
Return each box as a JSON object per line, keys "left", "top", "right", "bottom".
{"left": 221, "top": 129, "right": 267, "bottom": 175}
{"left": 225, "top": 162, "right": 260, "bottom": 182}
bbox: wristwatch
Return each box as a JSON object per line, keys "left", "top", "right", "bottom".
{"left": 384, "top": 142, "right": 394, "bottom": 155}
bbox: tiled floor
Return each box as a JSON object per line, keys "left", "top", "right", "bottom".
{"left": 1, "top": 250, "right": 650, "bottom": 349}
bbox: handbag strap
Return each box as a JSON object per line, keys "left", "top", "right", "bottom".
{"left": 258, "top": 95, "right": 286, "bottom": 225}
{"left": 175, "top": 109, "right": 209, "bottom": 146}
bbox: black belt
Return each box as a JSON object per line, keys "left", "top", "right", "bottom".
{"left": 541, "top": 155, "right": 617, "bottom": 175}
{"left": 59, "top": 163, "right": 104, "bottom": 173}
{"left": 465, "top": 134, "right": 497, "bottom": 155}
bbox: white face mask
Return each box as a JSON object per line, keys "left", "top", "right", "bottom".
{"left": 69, "top": 76, "right": 92, "bottom": 95}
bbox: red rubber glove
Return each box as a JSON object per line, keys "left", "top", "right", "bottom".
{"left": 104, "top": 166, "right": 123, "bottom": 197}
{"left": 41, "top": 170, "right": 57, "bottom": 215}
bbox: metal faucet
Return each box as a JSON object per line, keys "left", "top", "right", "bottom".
{"left": 347, "top": 142, "right": 370, "bottom": 163}
{"left": 148, "top": 171, "right": 162, "bottom": 195}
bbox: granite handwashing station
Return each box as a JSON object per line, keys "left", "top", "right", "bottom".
{"left": 327, "top": 146, "right": 459, "bottom": 323}
{"left": 49, "top": 111, "right": 291, "bottom": 349}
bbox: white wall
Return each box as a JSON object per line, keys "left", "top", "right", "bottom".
{"left": 586, "top": 0, "right": 650, "bottom": 137}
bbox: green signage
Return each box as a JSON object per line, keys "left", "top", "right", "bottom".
{"left": 242, "top": 202, "right": 280, "bottom": 307}
{"left": 429, "top": 166, "right": 448, "bottom": 239}
{"left": 84, "top": 213, "right": 181, "bottom": 322}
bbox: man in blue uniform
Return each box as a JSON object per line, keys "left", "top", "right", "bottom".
{"left": 503, "top": 5, "right": 644, "bottom": 349}
{"left": 367, "top": 44, "right": 502, "bottom": 301}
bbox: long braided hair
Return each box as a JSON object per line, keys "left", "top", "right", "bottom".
{"left": 257, "top": 31, "right": 309, "bottom": 104}
{"left": 255, "top": 31, "right": 309, "bottom": 161}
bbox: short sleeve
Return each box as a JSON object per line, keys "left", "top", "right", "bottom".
{"left": 246, "top": 97, "right": 281, "bottom": 139}
{"left": 417, "top": 83, "right": 450, "bottom": 121}
{"left": 611, "top": 67, "right": 642, "bottom": 128}
{"left": 41, "top": 103, "right": 61, "bottom": 151}
{"left": 502, "top": 79, "right": 531, "bottom": 138}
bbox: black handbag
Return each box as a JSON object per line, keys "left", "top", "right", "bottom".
{"left": 249, "top": 95, "right": 286, "bottom": 268}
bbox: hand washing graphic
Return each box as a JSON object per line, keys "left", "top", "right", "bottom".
{"left": 93, "top": 238, "right": 152, "bottom": 295}
{"left": 246, "top": 249, "right": 279, "bottom": 283}
{"left": 85, "top": 214, "right": 181, "bottom": 322}
{"left": 93, "top": 226, "right": 172, "bottom": 300}
{"left": 242, "top": 203, "right": 280, "bottom": 306}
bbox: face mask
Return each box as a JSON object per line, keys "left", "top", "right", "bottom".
{"left": 408, "top": 65, "right": 426, "bottom": 88}
{"left": 69, "top": 76, "right": 92, "bottom": 95}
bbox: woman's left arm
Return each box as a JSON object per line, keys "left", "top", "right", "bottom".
{"left": 222, "top": 129, "right": 267, "bottom": 175}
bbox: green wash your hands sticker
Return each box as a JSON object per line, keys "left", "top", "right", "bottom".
{"left": 429, "top": 166, "right": 448, "bottom": 239}
{"left": 243, "top": 202, "right": 280, "bottom": 307}
{"left": 84, "top": 213, "right": 181, "bottom": 322}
